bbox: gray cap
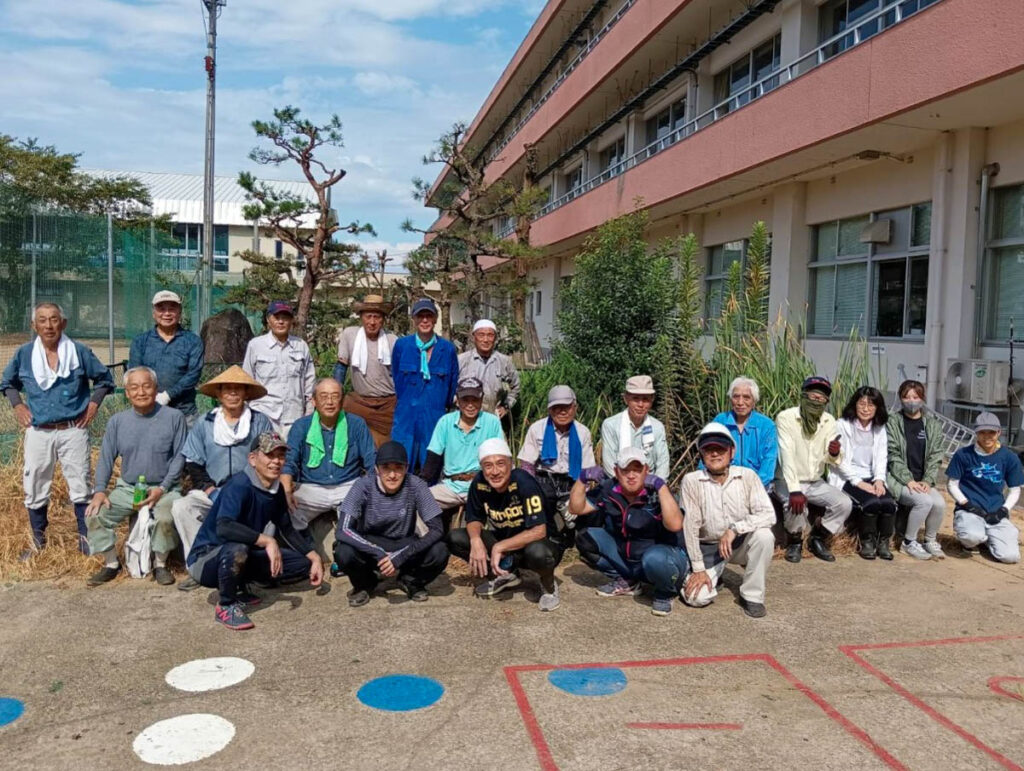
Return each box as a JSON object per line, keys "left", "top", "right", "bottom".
{"left": 547, "top": 385, "right": 576, "bottom": 407}
{"left": 974, "top": 412, "right": 1002, "bottom": 432}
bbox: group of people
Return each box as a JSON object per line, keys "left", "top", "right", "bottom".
{"left": 2, "top": 293, "right": 1021, "bottom": 631}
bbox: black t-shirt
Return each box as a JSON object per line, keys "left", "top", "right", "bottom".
{"left": 465, "top": 469, "right": 547, "bottom": 541}
{"left": 903, "top": 414, "right": 927, "bottom": 481}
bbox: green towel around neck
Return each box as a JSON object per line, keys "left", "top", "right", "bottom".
{"left": 306, "top": 412, "right": 348, "bottom": 469}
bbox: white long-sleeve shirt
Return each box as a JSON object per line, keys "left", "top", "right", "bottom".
{"left": 828, "top": 418, "right": 887, "bottom": 487}
{"left": 680, "top": 466, "right": 775, "bottom": 572}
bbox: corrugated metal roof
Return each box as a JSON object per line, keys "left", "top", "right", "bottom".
{"left": 82, "top": 169, "right": 323, "bottom": 227}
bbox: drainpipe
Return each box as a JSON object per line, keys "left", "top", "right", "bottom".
{"left": 925, "top": 133, "right": 954, "bottom": 409}
{"left": 973, "top": 162, "right": 1000, "bottom": 356}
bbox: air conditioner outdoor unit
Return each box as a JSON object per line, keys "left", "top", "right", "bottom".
{"left": 944, "top": 359, "right": 1011, "bottom": 405}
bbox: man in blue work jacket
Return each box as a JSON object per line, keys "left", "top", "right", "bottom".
{"left": 390, "top": 297, "right": 459, "bottom": 472}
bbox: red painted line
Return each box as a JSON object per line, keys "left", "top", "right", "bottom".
{"left": 988, "top": 677, "right": 1024, "bottom": 703}
{"left": 840, "top": 639, "right": 1024, "bottom": 771}
{"left": 504, "top": 667, "right": 558, "bottom": 771}
{"left": 504, "top": 654, "right": 902, "bottom": 771}
{"left": 627, "top": 722, "right": 742, "bottom": 731}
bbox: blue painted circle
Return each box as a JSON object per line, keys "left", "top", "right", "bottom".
{"left": 548, "top": 668, "right": 628, "bottom": 697}
{"left": 357, "top": 675, "right": 444, "bottom": 712}
{"left": 0, "top": 698, "right": 25, "bottom": 727}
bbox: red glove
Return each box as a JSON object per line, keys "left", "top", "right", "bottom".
{"left": 828, "top": 437, "right": 841, "bottom": 457}
{"left": 789, "top": 492, "right": 807, "bottom": 515}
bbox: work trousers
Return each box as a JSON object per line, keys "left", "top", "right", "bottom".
{"left": 777, "top": 478, "right": 852, "bottom": 535}
{"left": 447, "top": 527, "right": 562, "bottom": 590}
{"left": 953, "top": 509, "right": 1020, "bottom": 564}
{"left": 577, "top": 526, "right": 688, "bottom": 601}
{"left": 334, "top": 537, "right": 449, "bottom": 593}
{"left": 22, "top": 424, "right": 91, "bottom": 508}
{"left": 290, "top": 480, "right": 356, "bottom": 530}
{"left": 189, "top": 541, "right": 312, "bottom": 606}
{"left": 86, "top": 479, "right": 181, "bottom": 556}
{"left": 681, "top": 528, "right": 775, "bottom": 606}
{"left": 171, "top": 489, "right": 215, "bottom": 558}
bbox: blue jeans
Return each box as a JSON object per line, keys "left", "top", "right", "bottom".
{"left": 580, "top": 526, "right": 687, "bottom": 600}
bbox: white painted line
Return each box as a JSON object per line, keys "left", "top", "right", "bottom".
{"left": 133, "top": 714, "right": 235, "bottom": 766}
{"left": 164, "top": 657, "right": 255, "bottom": 693}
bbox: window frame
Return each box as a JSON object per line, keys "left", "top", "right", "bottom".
{"left": 981, "top": 182, "right": 1024, "bottom": 345}
{"left": 713, "top": 33, "right": 782, "bottom": 112}
{"left": 703, "top": 239, "right": 748, "bottom": 321}
{"left": 807, "top": 202, "right": 931, "bottom": 341}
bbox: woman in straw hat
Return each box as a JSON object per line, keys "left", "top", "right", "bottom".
{"left": 171, "top": 365, "right": 275, "bottom": 589}
{"left": 334, "top": 294, "right": 398, "bottom": 447}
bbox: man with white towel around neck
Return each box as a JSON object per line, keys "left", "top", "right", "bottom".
{"left": 599, "top": 375, "right": 670, "bottom": 481}
{"left": 457, "top": 318, "right": 520, "bottom": 419}
{"left": 334, "top": 294, "right": 398, "bottom": 448}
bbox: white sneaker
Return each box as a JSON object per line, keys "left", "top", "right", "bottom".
{"left": 922, "top": 539, "right": 946, "bottom": 559}
{"left": 902, "top": 540, "right": 932, "bottom": 560}
{"left": 538, "top": 584, "right": 560, "bottom": 612}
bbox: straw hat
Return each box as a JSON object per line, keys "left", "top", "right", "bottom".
{"left": 198, "top": 365, "right": 268, "bottom": 400}
{"left": 353, "top": 294, "right": 394, "bottom": 314}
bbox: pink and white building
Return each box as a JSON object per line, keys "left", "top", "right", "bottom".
{"left": 426, "top": 0, "right": 1024, "bottom": 411}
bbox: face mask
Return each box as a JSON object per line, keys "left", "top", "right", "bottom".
{"left": 901, "top": 399, "right": 924, "bottom": 414}
{"left": 800, "top": 394, "right": 826, "bottom": 420}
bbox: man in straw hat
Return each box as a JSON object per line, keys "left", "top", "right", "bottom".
{"left": 334, "top": 294, "right": 398, "bottom": 447}
{"left": 129, "top": 290, "right": 205, "bottom": 427}
{"left": 170, "top": 365, "right": 275, "bottom": 590}
{"left": 600, "top": 375, "right": 670, "bottom": 480}
{"left": 458, "top": 318, "right": 520, "bottom": 419}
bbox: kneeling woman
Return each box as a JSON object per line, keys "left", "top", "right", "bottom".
{"left": 828, "top": 386, "right": 898, "bottom": 560}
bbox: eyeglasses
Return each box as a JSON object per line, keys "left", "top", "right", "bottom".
{"left": 316, "top": 394, "right": 342, "bottom": 403}
{"left": 806, "top": 393, "right": 829, "bottom": 405}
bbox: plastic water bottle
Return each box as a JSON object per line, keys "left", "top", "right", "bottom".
{"left": 132, "top": 475, "right": 147, "bottom": 510}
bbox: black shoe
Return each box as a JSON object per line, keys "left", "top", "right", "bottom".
{"left": 87, "top": 565, "right": 120, "bottom": 586}
{"left": 400, "top": 577, "right": 428, "bottom": 602}
{"left": 876, "top": 539, "right": 894, "bottom": 561}
{"left": 808, "top": 532, "right": 835, "bottom": 562}
{"left": 177, "top": 576, "right": 201, "bottom": 592}
{"left": 741, "top": 599, "right": 767, "bottom": 618}
{"left": 348, "top": 589, "right": 370, "bottom": 607}
{"left": 858, "top": 535, "right": 877, "bottom": 560}
{"left": 153, "top": 567, "right": 175, "bottom": 586}
{"left": 785, "top": 536, "right": 803, "bottom": 563}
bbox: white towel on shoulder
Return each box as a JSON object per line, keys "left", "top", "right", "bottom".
{"left": 350, "top": 327, "right": 391, "bottom": 376}
{"left": 212, "top": 406, "right": 252, "bottom": 447}
{"left": 31, "top": 334, "right": 80, "bottom": 391}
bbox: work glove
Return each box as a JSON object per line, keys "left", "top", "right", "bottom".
{"left": 985, "top": 506, "right": 1010, "bottom": 526}
{"left": 578, "top": 466, "right": 606, "bottom": 484}
{"left": 788, "top": 491, "right": 807, "bottom": 516}
{"left": 155, "top": 391, "right": 171, "bottom": 406}
{"left": 827, "top": 437, "right": 841, "bottom": 457}
{"left": 644, "top": 474, "right": 666, "bottom": 491}
{"left": 556, "top": 498, "right": 576, "bottom": 529}
{"left": 961, "top": 502, "right": 988, "bottom": 519}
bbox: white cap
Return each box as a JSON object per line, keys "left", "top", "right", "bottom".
{"left": 473, "top": 319, "right": 497, "bottom": 333}
{"left": 478, "top": 437, "right": 512, "bottom": 461}
{"left": 615, "top": 447, "right": 648, "bottom": 468}
{"left": 152, "top": 290, "right": 182, "bottom": 305}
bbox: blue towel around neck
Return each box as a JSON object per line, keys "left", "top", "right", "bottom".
{"left": 415, "top": 334, "right": 436, "bottom": 380}
{"left": 540, "top": 417, "right": 582, "bottom": 480}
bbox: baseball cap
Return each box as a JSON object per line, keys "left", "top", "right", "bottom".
{"left": 478, "top": 437, "right": 512, "bottom": 461}
{"left": 457, "top": 377, "right": 484, "bottom": 399}
{"left": 547, "top": 385, "right": 576, "bottom": 407}
{"left": 974, "top": 412, "right": 1002, "bottom": 432}
{"left": 252, "top": 431, "right": 288, "bottom": 454}
{"left": 801, "top": 375, "right": 832, "bottom": 398}
{"left": 625, "top": 375, "right": 655, "bottom": 395}
{"left": 697, "top": 422, "right": 735, "bottom": 450}
{"left": 411, "top": 297, "right": 438, "bottom": 317}
{"left": 615, "top": 447, "right": 648, "bottom": 469}
{"left": 267, "top": 300, "right": 294, "bottom": 316}
{"left": 376, "top": 440, "right": 408, "bottom": 466}
{"left": 152, "top": 290, "right": 181, "bottom": 306}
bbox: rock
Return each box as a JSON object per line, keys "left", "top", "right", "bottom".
{"left": 200, "top": 308, "right": 253, "bottom": 364}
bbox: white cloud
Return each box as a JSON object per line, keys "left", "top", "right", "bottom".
{"left": 352, "top": 72, "right": 419, "bottom": 96}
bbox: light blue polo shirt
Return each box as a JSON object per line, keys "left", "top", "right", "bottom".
{"left": 426, "top": 411, "right": 504, "bottom": 495}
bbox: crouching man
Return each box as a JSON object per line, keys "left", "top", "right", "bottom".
{"left": 448, "top": 438, "right": 563, "bottom": 611}
{"left": 679, "top": 423, "right": 776, "bottom": 618}
{"left": 334, "top": 441, "right": 449, "bottom": 606}
{"left": 570, "top": 447, "right": 686, "bottom": 616}
{"left": 186, "top": 432, "right": 323, "bottom": 631}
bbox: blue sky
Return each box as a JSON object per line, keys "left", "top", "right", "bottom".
{"left": 0, "top": 0, "right": 543, "bottom": 262}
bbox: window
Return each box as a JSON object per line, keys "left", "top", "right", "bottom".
{"left": 984, "top": 184, "right": 1024, "bottom": 342}
{"left": 274, "top": 240, "right": 283, "bottom": 259}
{"left": 704, "top": 241, "right": 746, "bottom": 319}
{"left": 169, "top": 223, "right": 201, "bottom": 254}
{"left": 713, "top": 34, "right": 781, "bottom": 113}
{"left": 808, "top": 203, "right": 931, "bottom": 339}
{"left": 563, "top": 166, "right": 583, "bottom": 197}
{"left": 214, "top": 256, "right": 230, "bottom": 273}
{"left": 534, "top": 290, "right": 542, "bottom": 316}
{"left": 644, "top": 97, "right": 688, "bottom": 149}
{"left": 213, "top": 225, "right": 229, "bottom": 256}
{"left": 599, "top": 137, "right": 626, "bottom": 174}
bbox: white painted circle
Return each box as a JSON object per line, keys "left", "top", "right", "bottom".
{"left": 133, "top": 714, "right": 235, "bottom": 765}
{"left": 164, "top": 657, "right": 255, "bottom": 693}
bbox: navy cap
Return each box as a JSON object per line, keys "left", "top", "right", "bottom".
{"left": 267, "top": 300, "right": 294, "bottom": 316}
{"left": 801, "top": 375, "right": 832, "bottom": 397}
{"left": 376, "top": 440, "right": 408, "bottom": 466}
{"left": 411, "top": 297, "right": 438, "bottom": 317}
